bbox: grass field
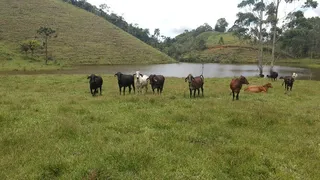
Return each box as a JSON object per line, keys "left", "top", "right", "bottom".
{"left": 0, "top": 74, "right": 319, "bottom": 179}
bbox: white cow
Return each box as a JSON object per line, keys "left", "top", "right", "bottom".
{"left": 134, "top": 71, "right": 149, "bottom": 94}
{"left": 292, "top": 72, "right": 298, "bottom": 78}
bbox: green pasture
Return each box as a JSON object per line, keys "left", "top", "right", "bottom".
{"left": 0, "top": 74, "right": 319, "bottom": 179}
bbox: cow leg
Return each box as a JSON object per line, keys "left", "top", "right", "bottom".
{"left": 132, "top": 84, "right": 135, "bottom": 94}
{"left": 90, "top": 88, "right": 94, "bottom": 96}
{"left": 129, "top": 86, "right": 132, "bottom": 94}
{"left": 189, "top": 89, "right": 192, "bottom": 98}
{"left": 160, "top": 87, "right": 163, "bottom": 94}
{"left": 197, "top": 89, "right": 200, "bottom": 96}
{"left": 94, "top": 88, "right": 98, "bottom": 96}
{"left": 119, "top": 86, "right": 122, "bottom": 95}
{"left": 123, "top": 87, "right": 126, "bottom": 95}
{"left": 193, "top": 89, "right": 196, "bottom": 98}
{"left": 236, "top": 92, "right": 239, "bottom": 100}
{"left": 201, "top": 86, "right": 204, "bottom": 97}
{"left": 232, "top": 91, "right": 235, "bottom": 101}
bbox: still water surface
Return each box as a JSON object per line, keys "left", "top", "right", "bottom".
{"left": 1, "top": 63, "right": 319, "bottom": 80}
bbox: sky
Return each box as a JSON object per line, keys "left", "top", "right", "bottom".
{"left": 87, "top": 0, "right": 320, "bottom": 38}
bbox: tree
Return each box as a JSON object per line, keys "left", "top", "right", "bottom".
{"left": 37, "top": 27, "right": 56, "bottom": 64}
{"left": 20, "top": 39, "right": 40, "bottom": 56}
{"left": 20, "top": 41, "right": 29, "bottom": 55}
{"left": 99, "top": 3, "right": 109, "bottom": 14}
{"left": 218, "top": 37, "right": 225, "bottom": 45}
{"left": 193, "top": 23, "right": 213, "bottom": 36}
{"left": 266, "top": 0, "right": 318, "bottom": 70}
{"left": 153, "top": 28, "right": 160, "bottom": 41}
{"left": 28, "top": 40, "right": 40, "bottom": 56}
{"left": 214, "top": 18, "right": 229, "bottom": 32}
{"left": 195, "top": 39, "right": 207, "bottom": 50}
{"left": 235, "top": 0, "right": 266, "bottom": 76}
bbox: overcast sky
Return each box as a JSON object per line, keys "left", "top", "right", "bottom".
{"left": 87, "top": 0, "right": 320, "bottom": 38}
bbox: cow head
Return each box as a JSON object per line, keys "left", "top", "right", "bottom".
{"left": 114, "top": 72, "right": 123, "bottom": 81}
{"left": 185, "top": 74, "right": 194, "bottom": 83}
{"left": 133, "top": 71, "right": 143, "bottom": 80}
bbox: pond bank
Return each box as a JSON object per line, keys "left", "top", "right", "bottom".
{"left": 1, "top": 63, "right": 319, "bottom": 80}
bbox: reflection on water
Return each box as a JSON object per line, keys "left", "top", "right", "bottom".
{"left": 1, "top": 63, "right": 319, "bottom": 80}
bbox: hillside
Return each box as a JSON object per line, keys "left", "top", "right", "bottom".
{"left": 0, "top": 0, "right": 175, "bottom": 68}
{"left": 174, "top": 31, "right": 274, "bottom": 64}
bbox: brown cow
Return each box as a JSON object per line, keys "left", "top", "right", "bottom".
{"left": 230, "top": 75, "right": 249, "bottom": 100}
{"left": 185, "top": 74, "right": 204, "bottom": 98}
{"left": 244, "top": 83, "right": 273, "bottom": 93}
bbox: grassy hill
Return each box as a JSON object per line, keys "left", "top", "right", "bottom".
{"left": 0, "top": 0, "right": 175, "bottom": 70}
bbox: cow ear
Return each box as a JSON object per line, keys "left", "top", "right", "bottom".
{"left": 140, "top": 73, "right": 143, "bottom": 77}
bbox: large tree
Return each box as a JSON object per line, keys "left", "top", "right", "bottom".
{"left": 214, "top": 18, "right": 229, "bottom": 32}
{"left": 235, "top": 0, "right": 266, "bottom": 76}
{"left": 37, "top": 27, "right": 56, "bottom": 64}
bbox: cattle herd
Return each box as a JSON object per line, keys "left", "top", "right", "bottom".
{"left": 87, "top": 71, "right": 298, "bottom": 100}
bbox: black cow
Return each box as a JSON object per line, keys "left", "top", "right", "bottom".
{"left": 267, "top": 71, "right": 278, "bottom": 81}
{"left": 280, "top": 76, "right": 295, "bottom": 91}
{"left": 148, "top": 74, "right": 165, "bottom": 94}
{"left": 114, "top": 72, "right": 135, "bottom": 95}
{"left": 87, "top": 74, "right": 103, "bottom": 96}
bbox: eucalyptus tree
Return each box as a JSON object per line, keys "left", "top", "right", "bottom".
{"left": 235, "top": 0, "right": 266, "bottom": 76}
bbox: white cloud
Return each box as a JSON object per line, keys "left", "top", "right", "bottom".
{"left": 87, "top": 0, "right": 320, "bottom": 38}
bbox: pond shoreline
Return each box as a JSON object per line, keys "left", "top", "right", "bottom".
{"left": 0, "top": 62, "right": 319, "bottom": 80}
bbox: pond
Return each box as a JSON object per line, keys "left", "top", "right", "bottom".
{"left": 1, "top": 63, "right": 319, "bottom": 80}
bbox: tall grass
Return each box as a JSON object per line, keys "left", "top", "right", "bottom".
{"left": 0, "top": 74, "right": 319, "bottom": 179}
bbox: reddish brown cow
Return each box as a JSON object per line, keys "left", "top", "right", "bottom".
{"left": 185, "top": 74, "right": 204, "bottom": 98}
{"left": 230, "top": 75, "right": 249, "bottom": 100}
{"left": 148, "top": 74, "right": 165, "bottom": 94}
{"left": 244, "top": 83, "right": 273, "bottom": 93}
